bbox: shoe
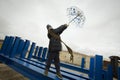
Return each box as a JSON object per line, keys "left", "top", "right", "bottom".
{"left": 44, "top": 70, "right": 48, "bottom": 76}
{"left": 56, "top": 73, "right": 63, "bottom": 79}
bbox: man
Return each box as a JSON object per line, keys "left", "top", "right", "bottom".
{"left": 44, "top": 24, "right": 69, "bottom": 79}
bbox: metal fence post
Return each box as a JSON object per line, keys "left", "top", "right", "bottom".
{"left": 37, "top": 47, "right": 43, "bottom": 58}
{"left": 34, "top": 46, "right": 39, "bottom": 57}
{"left": 81, "top": 57, "right": 85, "bottom": 68}
{"left": 41, "top": 47, "right": 48, "bottom": 61}
{"left": 0, "top": 36, "right": 10, "bottom": 54}
{"left": 10, "top": 37, "right": 20, "bottom": 58}
{"left": 89, "top": 57, "right": 95, "bottom": 79}
{"left": 5, "top": 36, "right": 14, "bottom": 56}
{"left": 28, "top": 42, "right": 36, "bottom": 59}
{"left": 94, "top": 55, "right": 103, "bottom": 80}
{"left": 20, "top": 40, "right": 30, "bottom": 58}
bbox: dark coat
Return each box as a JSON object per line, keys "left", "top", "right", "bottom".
{"left": 47, "top": 25, "right": 67, "bottom": 52}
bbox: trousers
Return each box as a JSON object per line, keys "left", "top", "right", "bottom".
{"left": 45, "top": 51, "right": 60, "bottom": 73}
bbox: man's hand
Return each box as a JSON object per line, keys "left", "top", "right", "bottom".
{"left": 64, "top": 24, "right": 69, "bottom": 27}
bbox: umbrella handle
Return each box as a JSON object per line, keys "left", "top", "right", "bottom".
{"left": 68, "top": 14, "right": 79, "bottom": 25}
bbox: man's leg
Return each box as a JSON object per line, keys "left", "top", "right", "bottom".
{"left": 54, "top": 52, "right": 62, "bottom": 79}
{"left": 54, "top": 52, "right": 60, "bottom": 73}
{"left": 44, "top": 52, "right": 55, "bottom": 76}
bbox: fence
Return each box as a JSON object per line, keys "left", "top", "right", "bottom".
{"left": 0, "top": 36, "right": 119, "bottom": 80}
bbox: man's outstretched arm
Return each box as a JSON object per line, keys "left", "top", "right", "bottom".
{"left": 54, "top": 24, "right": 69, "bottom": 34}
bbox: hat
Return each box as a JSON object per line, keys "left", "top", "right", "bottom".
{"left": 46, "top": 24, "right": 52, "bottom": 29}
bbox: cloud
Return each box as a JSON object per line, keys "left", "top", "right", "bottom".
{"left": 0, "top": 0, "right": 120, "bottom": 58}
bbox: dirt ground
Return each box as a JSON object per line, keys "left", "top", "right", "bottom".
{"left": 0, "top": 63, "right": 29, "bottom": 80}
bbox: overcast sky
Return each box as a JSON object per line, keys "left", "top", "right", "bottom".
{"left": 0, "top": 0, "right": 120, "bottom": 59}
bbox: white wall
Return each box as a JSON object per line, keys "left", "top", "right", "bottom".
{"left": 0, "top": 0, "right": 120, "bottom": 59}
